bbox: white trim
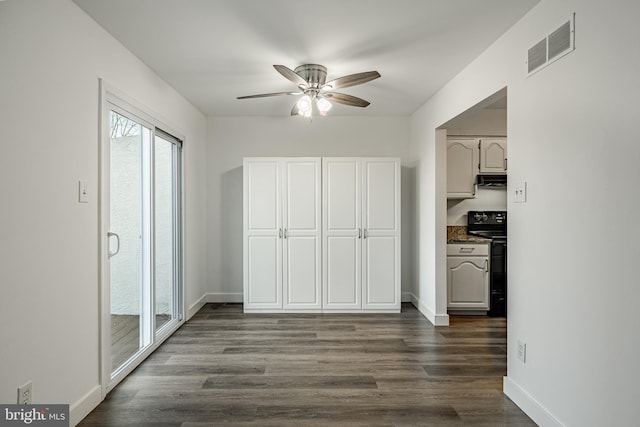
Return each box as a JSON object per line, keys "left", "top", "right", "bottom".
{"left": 187, "top": 294, "right": 207, "bottom": 319}
{"left": 409, "top": 293, "right": 450, "bottom": 326}
{"left": 206, "top": 292, "right": 244, "bottom": 303}
{"left": 504, "top": 376, "right": 564, "bottom": 427}
{"left": 69, "top": 385, "right": 102, "bottom": 427}
{"left": 401, "top": 291, "right": 412, "bottom": 302}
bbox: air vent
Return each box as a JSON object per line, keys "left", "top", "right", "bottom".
{"left": 527, "top": 39, "right": 547, "bottom": 74}
{"left": 527, "top": 14, "right": 575, "bottom": 76}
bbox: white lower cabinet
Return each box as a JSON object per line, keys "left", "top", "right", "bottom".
{"left": 244, "top": 157, "right": 400, "bottom": 313}
{"left": 447, "top": 243, "right": 489, "bottom": 310}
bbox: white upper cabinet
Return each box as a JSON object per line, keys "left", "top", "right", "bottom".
{"left": 479, "top": 138, "right": 507, "bottom": 174}
{"left": 447, "top": 139, "right": 479, "bottom": 199}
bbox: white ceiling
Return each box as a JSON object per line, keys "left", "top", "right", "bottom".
{"left": 73, "top": 0, "right": 538, "bottom": 117}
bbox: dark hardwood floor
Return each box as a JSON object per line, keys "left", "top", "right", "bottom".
{"left": 81, "top": 303, "right": 535, "bottom": 426}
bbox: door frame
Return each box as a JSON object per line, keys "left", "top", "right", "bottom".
{"left": 98, "top": 79, "right": 186, "bottom": 398}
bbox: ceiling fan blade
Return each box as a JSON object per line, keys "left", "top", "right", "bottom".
{"left": 322, "top": 71, "right": 380, "bottom": 90}
{"left": 237, "top": 91, "right": 301, "bottom": 100}
{"left": 325, "top": 92, "right": 371, "bottom": 108}
{"left": 274, "top": 65, "right": 308, "bottom": 87}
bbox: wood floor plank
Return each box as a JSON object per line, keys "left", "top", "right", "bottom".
{"left": 80, "top": 303, "right": 536, "bottom": 426}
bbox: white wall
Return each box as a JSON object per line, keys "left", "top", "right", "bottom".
{"left": 410, "top": 0, "right": 640, "bottom": 425}
{"left": 206, "top": 116, "right": 412, "bottom": 301}
{"left": 0, "top": 0, "right": 207, "bottom": 423}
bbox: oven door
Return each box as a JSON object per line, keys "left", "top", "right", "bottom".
{"left": 489, "top": 239, "right": 507, "bottom": 317}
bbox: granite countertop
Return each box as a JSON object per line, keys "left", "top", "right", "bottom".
{"left": 447, "top": 226, "right": 492, "bottom": 244}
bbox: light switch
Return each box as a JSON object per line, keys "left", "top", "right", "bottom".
{"left": 78, "top": 180, "right": 89, "bottom": 203}
{"left": 513, "top": 181, "right": 527, "bottom": 203}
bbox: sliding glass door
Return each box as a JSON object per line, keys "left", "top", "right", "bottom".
{"left": 106, "top": 103, "right": 182, "bottom": 382}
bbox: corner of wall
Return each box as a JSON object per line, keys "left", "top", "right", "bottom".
{"left": 503, "top": 376, "right": 564, "bottom": 427}
{"left": 410, "top": 293, "right": 449, "bottom": 326}
{"left": 69, "top": 385, "right": 102, "bottom": 427}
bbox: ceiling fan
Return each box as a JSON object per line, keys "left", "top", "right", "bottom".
{"left": 237, "top": 64, "right": 381, "bottom": 117}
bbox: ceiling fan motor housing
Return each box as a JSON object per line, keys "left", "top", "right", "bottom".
{"left": 294, "top": 64, "right": 327, "bottom": 88}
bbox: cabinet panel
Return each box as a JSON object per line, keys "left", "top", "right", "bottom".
{"left": 447, "top": 256, "right": 489, "bottom": 309}
{"left": 247, "top": 236, "right": 281, "bottom": 307}
{"left": 284, "top": 161, "right": 319, "bottom": 231}
{"left": 363, "top": 160, "right": 397, "bottom": 231}
{"left": 247, "top": 160, "right": 280, "bottom": 230}
{"left": 325, "top": 160, "right": 359, "bottom": 231}
{"left": 363, "top": 236, "right": 397, "bottom": 307}
{"left": 479, "top": 138, "right": 507, "bottom": 173}
{"left": 325, "top": 236, "right": 360, "bottom": 308}
{"left": 282, "top": 158, "right": 322, "bottom": 309}
{"left": 284, "top": 236, "right": 320, "bottom": 307}
{"left": 447, "top": 140, "right": 478, "bottom": 199}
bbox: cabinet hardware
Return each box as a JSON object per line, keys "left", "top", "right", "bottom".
{"left": 107, "top": 232, "right": 120, "bottom": 258}
{"left": 358, "top": 228, "right": 362, "bottom": 239}
{"left": 460, "top": 247, "right": 475, "bottom": 253}
{"left": 279, "top": 228, "right": 283, "bottom": 239}
{"left": 484, "top": 259, "right": 489, "bottom": 272}
{"left": 284, "top": 228, "right": 288, "bottom": 239}
{"left": 504, "top": 158, "right": 508, "bottom": 170}
{"left": 363, "top": 228, "right": 368, "bottom": 239}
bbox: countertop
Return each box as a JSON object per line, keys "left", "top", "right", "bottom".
{"left": 447, "top": 226, "right": 492, "bottom": 244}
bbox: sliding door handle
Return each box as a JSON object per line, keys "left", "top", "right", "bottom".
{"left": 107, "top": 232, "right": 120, "bottom": 258}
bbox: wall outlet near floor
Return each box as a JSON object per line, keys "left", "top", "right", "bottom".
{"left": 17, "top": 381, "right": 32, "bottom": 404}
{"left": 517, "top": 340, "right": 527, "bottom": 363}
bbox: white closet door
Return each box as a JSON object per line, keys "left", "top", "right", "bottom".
{"left": 362, "top": 159, "right": 400, "bottom": 310}
{"left": 282, "top": 159, "right": 322, "bottom": 310}
{"left": 243, "top": 159, "right": 282, "bottom": 309}
{"left": 323, "top": 158, "right": 361, "bottom": 309}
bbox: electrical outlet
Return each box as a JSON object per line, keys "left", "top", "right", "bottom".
{"left": 517, "top": 340, "right": 527, "bottom": 363}
{"left": 17, "top": 381, "right": 32, "bottom": 404}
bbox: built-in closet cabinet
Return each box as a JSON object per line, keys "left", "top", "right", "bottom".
{"left": 243, "top": 158, "right": 322, "bottom": 312}
{"left": 243, "top": 157, "right": 400, "bottom": 313}
{"left": 322, "top": 158, "right": 401, "bottom": 311}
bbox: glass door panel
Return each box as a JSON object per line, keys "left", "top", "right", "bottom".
{"left": 109, "top": 110, "right": 150, "bottom": 373}
{"left": 154, "top": 135, "right": 177, "bottom": 332}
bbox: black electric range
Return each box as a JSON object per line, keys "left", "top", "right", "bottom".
{"left": 467, "top": 211, "right": 507, "bottom": 317}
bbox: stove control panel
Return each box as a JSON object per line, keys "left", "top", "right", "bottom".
{"left": 468, "top": 211, "right": 507, "bottom": 225}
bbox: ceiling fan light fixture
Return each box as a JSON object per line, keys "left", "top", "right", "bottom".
{"left": 317, "top": 97, "right": 332, "bottom": 116}
{"left": 296, "top": 95, "right": 313, "bottom": 116}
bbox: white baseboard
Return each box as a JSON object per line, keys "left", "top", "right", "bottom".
{"left": 401, "top": 291, "right": 412, "bottom": 302}
{"left": 409, "top": 293, "right": 449, "bottom": 326}
{"left": 503, "top": 376, "right": 564, "bottom": 427}
{"left": 187, "top": 294, "right": 207, "bottom": 320}
{"left": 206, "top": 292, "right": 243, "bottom": 303}
{"left": 70, "top": 384, "right": 101, "bottom": 426}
